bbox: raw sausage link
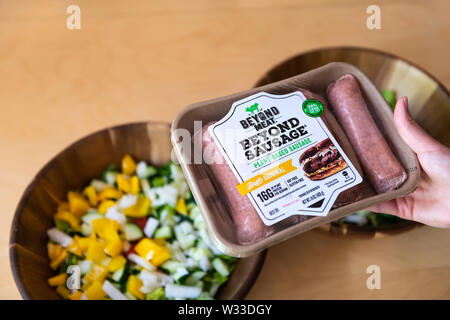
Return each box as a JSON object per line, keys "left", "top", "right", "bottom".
{"left": 200, "top": 123, "right": 274, "bottom": 244}
{"left": 326, "top": 74, "right": 407, "bottom": 193}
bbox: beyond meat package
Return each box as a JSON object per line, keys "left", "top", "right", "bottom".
{"left": 171, "top": 62, "right": 419, "bottom": 257}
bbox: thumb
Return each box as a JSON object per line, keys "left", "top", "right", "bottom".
{"left": 394, "top": 97, "right": 445, "bottom": 154}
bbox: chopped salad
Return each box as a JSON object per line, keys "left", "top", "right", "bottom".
{"left": 46, "top": 155, "right": 237, "bottom": 300}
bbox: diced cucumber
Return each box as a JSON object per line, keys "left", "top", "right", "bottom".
{"left": 184, "top": 271, "right": 206, "bottom": 286}
{"left": 123, "top": 223, "right": 144, "bottom": 241}
{"left": 173, "top": 267, "right": 189, "bottom": 281}
{"left": 160, "top": 260, "right": 185, "bottom": 274}
{"left": 189, "top": 206, "right": 201, "bottom": 220}
{"left": 177, "top": 221, "right": 194, "bottom": 234}
{"left": 212, "top": 271, "right": 228, "bottom": 285}
{"left": 208, "top": 282, "right": 220, "bottom": 297}
{"left": 160, "top": 206, "right": 176, "bottom": 227}
{"left": 178, "top": 233, "right": 196, "bottom": 250}
{"left": 189, "top": 247, "right": 213, "bottom": 261}
{"left": 81, "top": 212, "right": 104, "bottom": 225}
{"left": 111, "top": 265, "right": 126, "bottom": 282}
{"left": 154, "top": 226, "right": 172, "bottom": 239}
{"left": 174, "top": 222, "right": 196, "bottom": 250}
{"left": 212, "top": 258, "right": 230, "bottom": 277}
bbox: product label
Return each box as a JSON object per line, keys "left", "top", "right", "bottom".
{"left": 209, "top": 91, "right": 362, "bottom": 226}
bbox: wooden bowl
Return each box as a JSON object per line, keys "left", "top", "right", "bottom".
{"left": 9, "top": 122, "right": 266, "bottom": 300}
{"left": 255, "top": 46, "right": 450, "bottom": 239}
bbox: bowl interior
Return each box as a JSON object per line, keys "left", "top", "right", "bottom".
{"left": 10, "top": 121, "right": 265, "bottom": 299}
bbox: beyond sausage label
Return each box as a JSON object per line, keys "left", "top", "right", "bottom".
{"left": 209, "top": 91, "right": 362, "bottom": 226}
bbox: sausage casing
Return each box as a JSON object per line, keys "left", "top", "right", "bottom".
{"left": 326, "top": 74, "right": 407, "bottom": 193}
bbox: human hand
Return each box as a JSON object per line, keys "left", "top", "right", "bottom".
{"left": 369, "top": 97, "right": 450, "bottom": 228}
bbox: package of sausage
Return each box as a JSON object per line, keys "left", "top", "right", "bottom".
{"left": 171, "top": 62, "right": 419, "bottom": 257}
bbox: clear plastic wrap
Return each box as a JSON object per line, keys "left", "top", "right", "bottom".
{"left": 326, "top": 74, "right": 407, "bottom": 193}
{"left": 171, "top": 62, "right": 419, "bottom": 257}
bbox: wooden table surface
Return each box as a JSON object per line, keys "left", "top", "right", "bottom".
{"left": 0, "top": 0, "right": 449, "bottom": 299}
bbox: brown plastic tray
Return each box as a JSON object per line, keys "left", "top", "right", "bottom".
{"left": 171, "top": 62, "right": 420, "bottom": 257}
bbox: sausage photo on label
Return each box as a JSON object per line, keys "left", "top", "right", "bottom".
{"left": 326, "top": 74, "right": 407, "bottom": 193}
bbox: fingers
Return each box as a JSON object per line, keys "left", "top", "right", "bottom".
{"left": 394, "top": 97, "right": 445, "bottom": 154}
{"left": 368, "top": 200, "right": 399, "bottom": 216}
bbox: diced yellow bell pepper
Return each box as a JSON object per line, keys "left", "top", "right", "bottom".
{"left": 122, "top": 154, "right": 137, "bottom": 176}
{"left": 130, "top": 176, "right": 140, "bottom": 195}
{"left": 92, "top": 218, "right": 120, "bottom": 240}
{"left": 126, "top": 275, "right": 144, "bottom": 299}
{"left": 86, "top": 240, "right": 106, "bottom": 262}
{"left": 68, "top": 191, "right": 90, "bottom": 218}
{"left": 47, "top": 242, "right": 64, "bottom": 261}
{"left": 135, "top": 238, "right": 170, "bottom": 267}
{"left": 84, "top": 280, "right": 106, "bottom": 300}
{"left": 68, "top": 290, "right": 83, "bottom": 300}
{"left": 107, "top": 255, "right": 127, "bottom": 272}
{"left": 54, "top": 211, "right": 80, "bottom": 230}
{"left": 123, "top": 196, "right": 151, "bottom": 218}
{"left": 91, "top": 218, "right": 109, "bottom": 235}
{"left": 151, "top": 246, "right": 170, "bottom": 267}
{"left": 50, "top": 250, "right": 68, "bottom": 270}
{"left": 117, "top": 174, "right": 131, "bottom": 194}
{"left": 83, "top": 185, "right": 98, "bottom": 206}
{"left": 98, "top": 187, "right": 122, "bottom": 201}
{"left": 56, "top": 285, "right": 71, "bottom": 299}
{"left": 48, "top": 273, "right": 68, "bottom": 287}
{"left": 57, "top": 202, "right": 70, "bottom": 213}
{"left": 175, "top": 197, "right": 188, "bottom": 216}
{"left": 135, "top": 238, "right": 159, "bottom": 260}
{"left": 77, "top": 236, "right": 91, "bottom": 252}
{"left": 103, "top": 223, "right": 121, "bottom": 243}
{"left": 104, "top": 240, "right": 124, "bottom": 257}
{"left": 66, "top": 235, "right": 83, "bottom": 256}
{"left": 98, "top": 200, "right": 115, "bottom": 214}
{"left": 84, "top": 264, "right": 108, "bottom": 285}
{"left": 154, "top": 238, "right": 165, "bottom": 246}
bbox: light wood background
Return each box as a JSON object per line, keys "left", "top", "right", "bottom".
{"left": 0, "top": 0, "right": 449, "bottom": 299}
